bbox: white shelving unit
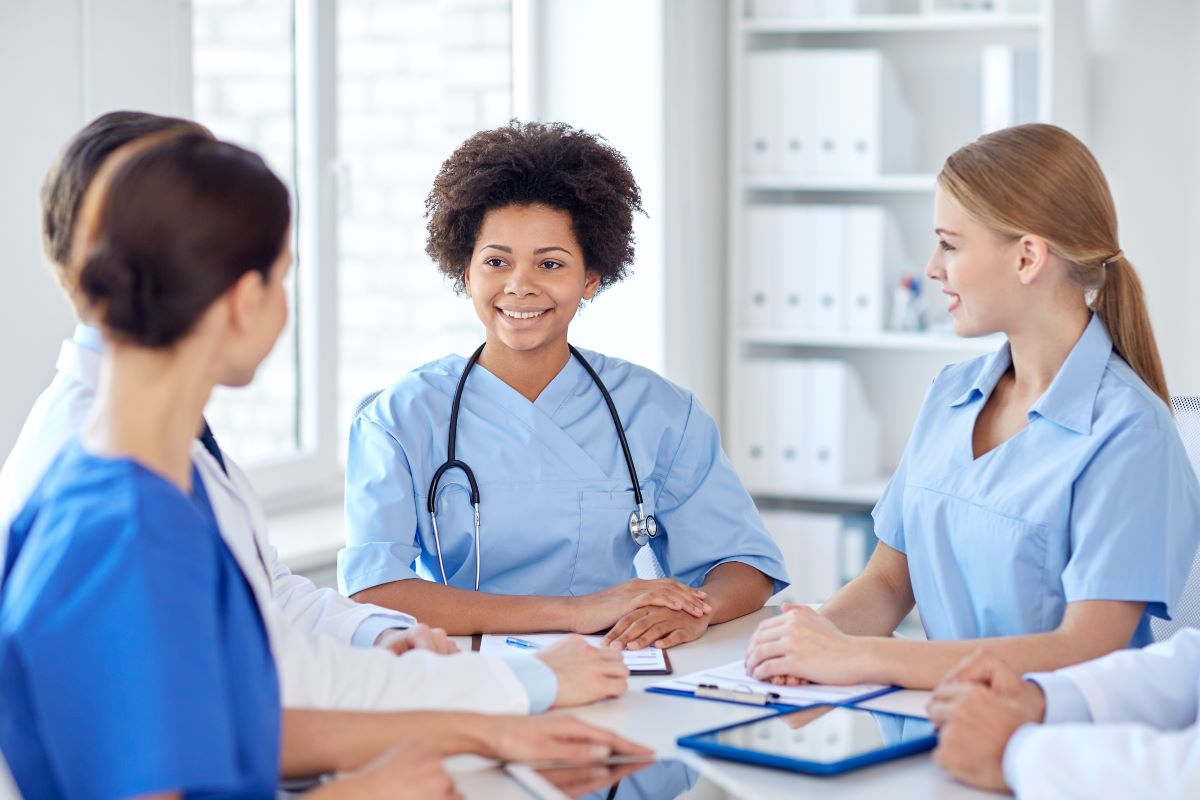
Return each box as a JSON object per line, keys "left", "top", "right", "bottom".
{"left": 726, "top": 0, "right": 1086, "bottom": 523}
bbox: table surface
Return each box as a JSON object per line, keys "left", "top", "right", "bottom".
{"left": 444, "top": 607, "right": 994, "bottom": 799}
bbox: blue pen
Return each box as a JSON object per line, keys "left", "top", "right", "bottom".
{"left": 505, "top": 636, "right": 542, "bottom": 650}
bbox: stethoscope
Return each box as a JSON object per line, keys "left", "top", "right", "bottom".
{"left": 428, "top": 343, "right": 657, "bottom": 590}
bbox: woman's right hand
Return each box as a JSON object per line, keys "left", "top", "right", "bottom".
{"left": 331, "top": 741, "right": 460, "bottom": 799}
{"left": 570, "top": 579, "right": 711, "bottom": 634}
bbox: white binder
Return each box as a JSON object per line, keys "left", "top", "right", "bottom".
{"left": 802, "top": 359, "right": 880, "bottom": 488}
{"left": 772, "top": 361, "right": 809, "bottom": 491}
{"left": 733, "top": 361, "right": 776, "bottom": 494}
{"left": 745, "top": 52, "right": 779, "bottom": 176}
{"left": 806, "top": 205, "right": 844, "bottom": 332}
{"left": 774, "top": 205, "right": 808, "bottom": 333}
{"left": 742, "top": 206, "right": 777, "bottom": 330}
{"left": 777, "top": 52, "right": 814, "bottom": 175}
{"left": 843, "top": 205, "right": 886, "bottom": 334}
{"left": 763, "top": 510, "right": 842, "bottom": 604}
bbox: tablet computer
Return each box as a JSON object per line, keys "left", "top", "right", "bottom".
{"left": 677, "top": 703, "right": 937, "bottom": 776}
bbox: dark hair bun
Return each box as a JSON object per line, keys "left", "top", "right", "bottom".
{"left": 79, "top": 243, "right": 181, "bottom": 346}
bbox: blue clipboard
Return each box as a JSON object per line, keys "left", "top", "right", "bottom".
{"left": 645, "top": 682, "right": 900, "bottom": 713}
{"left": 676, "top": 703, "right": 938, "bottom": 776}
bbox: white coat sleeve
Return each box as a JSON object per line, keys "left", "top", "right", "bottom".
{"left": 225, "top": 457, "right": 416, "bottom": 646}
{"left": 268, "top": 610, "right": 531, "bottom": 714}
{"left": 1004, "top": 630, "right": 1200, "bottom": 798}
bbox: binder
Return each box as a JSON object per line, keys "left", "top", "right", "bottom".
{"left": 774, "top": 205, "right": 807, "bottom": 332}
{"left": 803, "top": 359, "right": 880, "bottom": 488}
{"left": 777, "top": 52, "right": 813, "bottom": 175}
{"left": 742, "top": 206, "right": 777, "bottom": 330}
{"left": 843, "top": 205, "right": 886, "bottom": 334}
{"left": 805, "top": 205, "right": 844, "bottom": 332}
{"left": 733, "top": 361, "right": 776, "bottom": 494}
{"left": 771, "top": 362, "right": 809, "bottom": 491}
{"left": 764, "top": 510, "right": 842, "bottom": 604}
{"left": 744, "top": 52, "right": 779, "bottom": 175}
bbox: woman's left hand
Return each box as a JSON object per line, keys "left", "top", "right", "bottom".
{"left": 601, "top": 606, "right": 713, "bottom": 650}
{"left": 744, "top": 604, "right": 863, "bottom": 685}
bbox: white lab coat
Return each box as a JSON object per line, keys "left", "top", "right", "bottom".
{"left": 0, "top": 329, "right": 530, "bottom": 713}
{"left": 1005, "top": 629, "right": 1200, "bottom": 798}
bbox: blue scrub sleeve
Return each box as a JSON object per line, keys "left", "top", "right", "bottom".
{"left": 871, "top": 447, "right": 909, "bottom": 555}
{"left": 19, "top": 502, "right": 247, "bottom": 797}
{"left": 1064, "top": 423, "right": 1200, "bottom": 619}
{"left": 651, "top": 395, "right": 789, "bottom": 593}
{"left": 341, "top": 415, "right": 425, "bottom": 595}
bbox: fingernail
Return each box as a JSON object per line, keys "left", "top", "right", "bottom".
{"left": 591, "top": 746, "right": 610, "bottom": 758}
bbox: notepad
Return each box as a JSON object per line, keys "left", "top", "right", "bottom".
{"left": 648, "top": 658, "right": 892, "bottom": 707}
{"left": 477, "top": 633, "right": 671, "bottom": 674}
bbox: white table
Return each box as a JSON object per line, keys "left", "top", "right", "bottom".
{"left": 444, "top": 607, "right": 994, "bottom": 799}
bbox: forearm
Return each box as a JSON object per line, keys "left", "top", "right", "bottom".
{"left": 700, "top": 562, "right": 773, "bottom": 624}
{"left": 858, "top": 628, "right": 1133, "bottom": 690}
{"left": 820, "top": 570, "right": 913, "bottom": 637}
{"left": 280, "top": 709, "right": 485, "bottom": 778}
{"left": 353, "top": 579, "right": 575, "bottom": 635}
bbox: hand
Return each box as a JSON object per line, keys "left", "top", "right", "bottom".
{"left": 570, "top": 579, "right": 711, "bottom": 634}
{"left": 534, "top": 635, "right": 629, "bottom": 708}
{"left": 928, "top": 681, "right": 1042, "bottom": 793}
{"left": 474, "top": 715, "right": 654, "bottom": 764}
{"left": 931, "top": 651, "right": 1046, "bottom": 723}
{"left": 336, "top": 740, "right": 460, "bottom": 799}
{"left": 376, "top": 624, "right": 459, "bottom": 656}
{"left": 535, "top": 760, "right": 653, "bottom": 798}
{"left": 601, "top": 605, "right": 712, "bottom": 650}
{"left": 925, "top": 651, "right": 1046, "bottom": 793}
{"left": 744, "top": 604, "right": 862, "bottom": 685}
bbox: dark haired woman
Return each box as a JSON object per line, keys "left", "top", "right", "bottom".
{"left": 342, "top": 121, "right": 787, "bottom": 651}
{"left": 0, "top": 134, "right": 647, "bottom": 798}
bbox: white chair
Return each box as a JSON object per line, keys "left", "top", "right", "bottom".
{"left": 1151, "top": 395, "right": 1200, "bottom": 641}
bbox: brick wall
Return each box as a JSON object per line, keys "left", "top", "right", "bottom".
{"left": 192, "top": 0, "right": 513, "bottom": 466}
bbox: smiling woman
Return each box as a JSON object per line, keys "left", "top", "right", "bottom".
{"left": 338, "top": 120, "right": 789, "bottom": 648}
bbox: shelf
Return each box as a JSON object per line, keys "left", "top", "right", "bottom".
{"left": 752, "top": 479, "right": 891, "bottom": 508}
{"left": 741, "top": 329, "right": 1004, "bottom": 354}
{"left": 744, "top": 174, "right": 936, "bottom": 192}
{"left": 741, "top": 13, "right": 1044, "bottom": 34}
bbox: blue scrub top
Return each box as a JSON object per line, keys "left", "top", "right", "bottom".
{"left": 341, "top": 348, "right": 788, "bottom": 597}
{"left": 874, "top": 314, "right": 1200, "bottom": 646}
{"left": 0, "top": 442, "right": 279, "bottom": 799}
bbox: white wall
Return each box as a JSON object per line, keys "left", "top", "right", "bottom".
{"left": 0, "top": 0, "right": 191, "bottom": 457}
{"left": 1083, "top": 0, "right": 1200, "bottom": 397}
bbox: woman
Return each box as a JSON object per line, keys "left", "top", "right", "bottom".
{"left": 342, "top": 121, "right": 788, "bottom": 648}
{"left": 746, "top": 123, "right": 1200, "bottom": 690}
{"left": 0, "top": 133, "right": 646, "bottom": 798}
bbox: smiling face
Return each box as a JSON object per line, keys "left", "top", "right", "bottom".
{"left": 464, "top": 203, "right": 600, "bottom": 359}
{"left": 926, "top": 187, "right": 1029, "bottom": 338}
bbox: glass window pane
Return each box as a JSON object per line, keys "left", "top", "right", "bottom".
{"left": 336, "top": 0, "right": 513, "bottom": 458}
{"left": 192, "top": 0, "right": 301, "bottom": 465}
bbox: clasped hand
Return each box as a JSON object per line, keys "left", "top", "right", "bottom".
{"left": 744, "top": 603, "right": 859, "bottom": 685}
{"left": 574, "top": 577, "right": 713, "bottom": 650}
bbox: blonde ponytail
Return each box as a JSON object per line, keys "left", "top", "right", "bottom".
{"left": 938, "top": 124, "right": 1170, "bottom": 407}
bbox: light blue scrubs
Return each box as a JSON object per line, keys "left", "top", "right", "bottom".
{"left": 0, "top": 443, "right": 279, "bottom": 798}
{"left": 341, "top": 349, "right": 788, "bottom": 597}
{"left": 874, "top": 314, "right": 1200, "bottom": 646}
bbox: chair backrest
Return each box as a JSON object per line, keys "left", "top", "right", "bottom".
{"left": 352, "top": 389, "right": 384, "bottom": 422}
{"left": 1151, "top": 396, "right": 1200, "bottom": 641}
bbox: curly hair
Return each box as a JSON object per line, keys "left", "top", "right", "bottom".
{"left": 425, "top": 120, "right": 644, "bottom": 293}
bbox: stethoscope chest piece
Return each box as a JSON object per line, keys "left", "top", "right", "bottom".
{"left": 629, "top": 507, "right": 658, "bottom": 547}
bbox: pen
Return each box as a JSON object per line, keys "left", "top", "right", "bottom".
{"left": 695, "top": 683, "right": 781, "bottom": 706}
{"left": 505, "top": 636, "right": 543, "bottom": 650}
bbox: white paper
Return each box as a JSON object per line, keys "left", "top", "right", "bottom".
{"left": 650, "top": 658, "right": 889, "bottom": 706}
{"left": 478, "top": 633, "right": 668, "bottom": 673}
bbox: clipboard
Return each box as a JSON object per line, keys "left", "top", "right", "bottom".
{"left": 472, "top": 633, "right": 673, "bottom": 675}
{"left": 645, "top": 659, "right": 896, "bottom": 711}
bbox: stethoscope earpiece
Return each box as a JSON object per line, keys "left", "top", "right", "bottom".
{"left": 429, "top": 344, "right": 653, "bottom": 590}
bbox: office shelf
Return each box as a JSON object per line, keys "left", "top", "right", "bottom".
{"left": 741, "top": 329, "right": 1004, "bottom": 353}
{"left": 745, "top": 173, "right": 937, "bottom": 192}
{"left": 741, "top": 13, "right": 1045, "bottom": 35}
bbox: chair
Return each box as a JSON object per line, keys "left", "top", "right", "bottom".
{"left": 352, "top": 389, "right": 383, "bottom": 422}
{"left": 1151, "top": 395, "right": 1200, "bottom": 641}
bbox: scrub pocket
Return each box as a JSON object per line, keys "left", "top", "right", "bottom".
{"left": 572, "top": 488, "right": 656, "bottom": 596}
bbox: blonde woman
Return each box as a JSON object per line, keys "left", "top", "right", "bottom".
{"left": 746, "top": 123, "right": 1200, "bottom": 690}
